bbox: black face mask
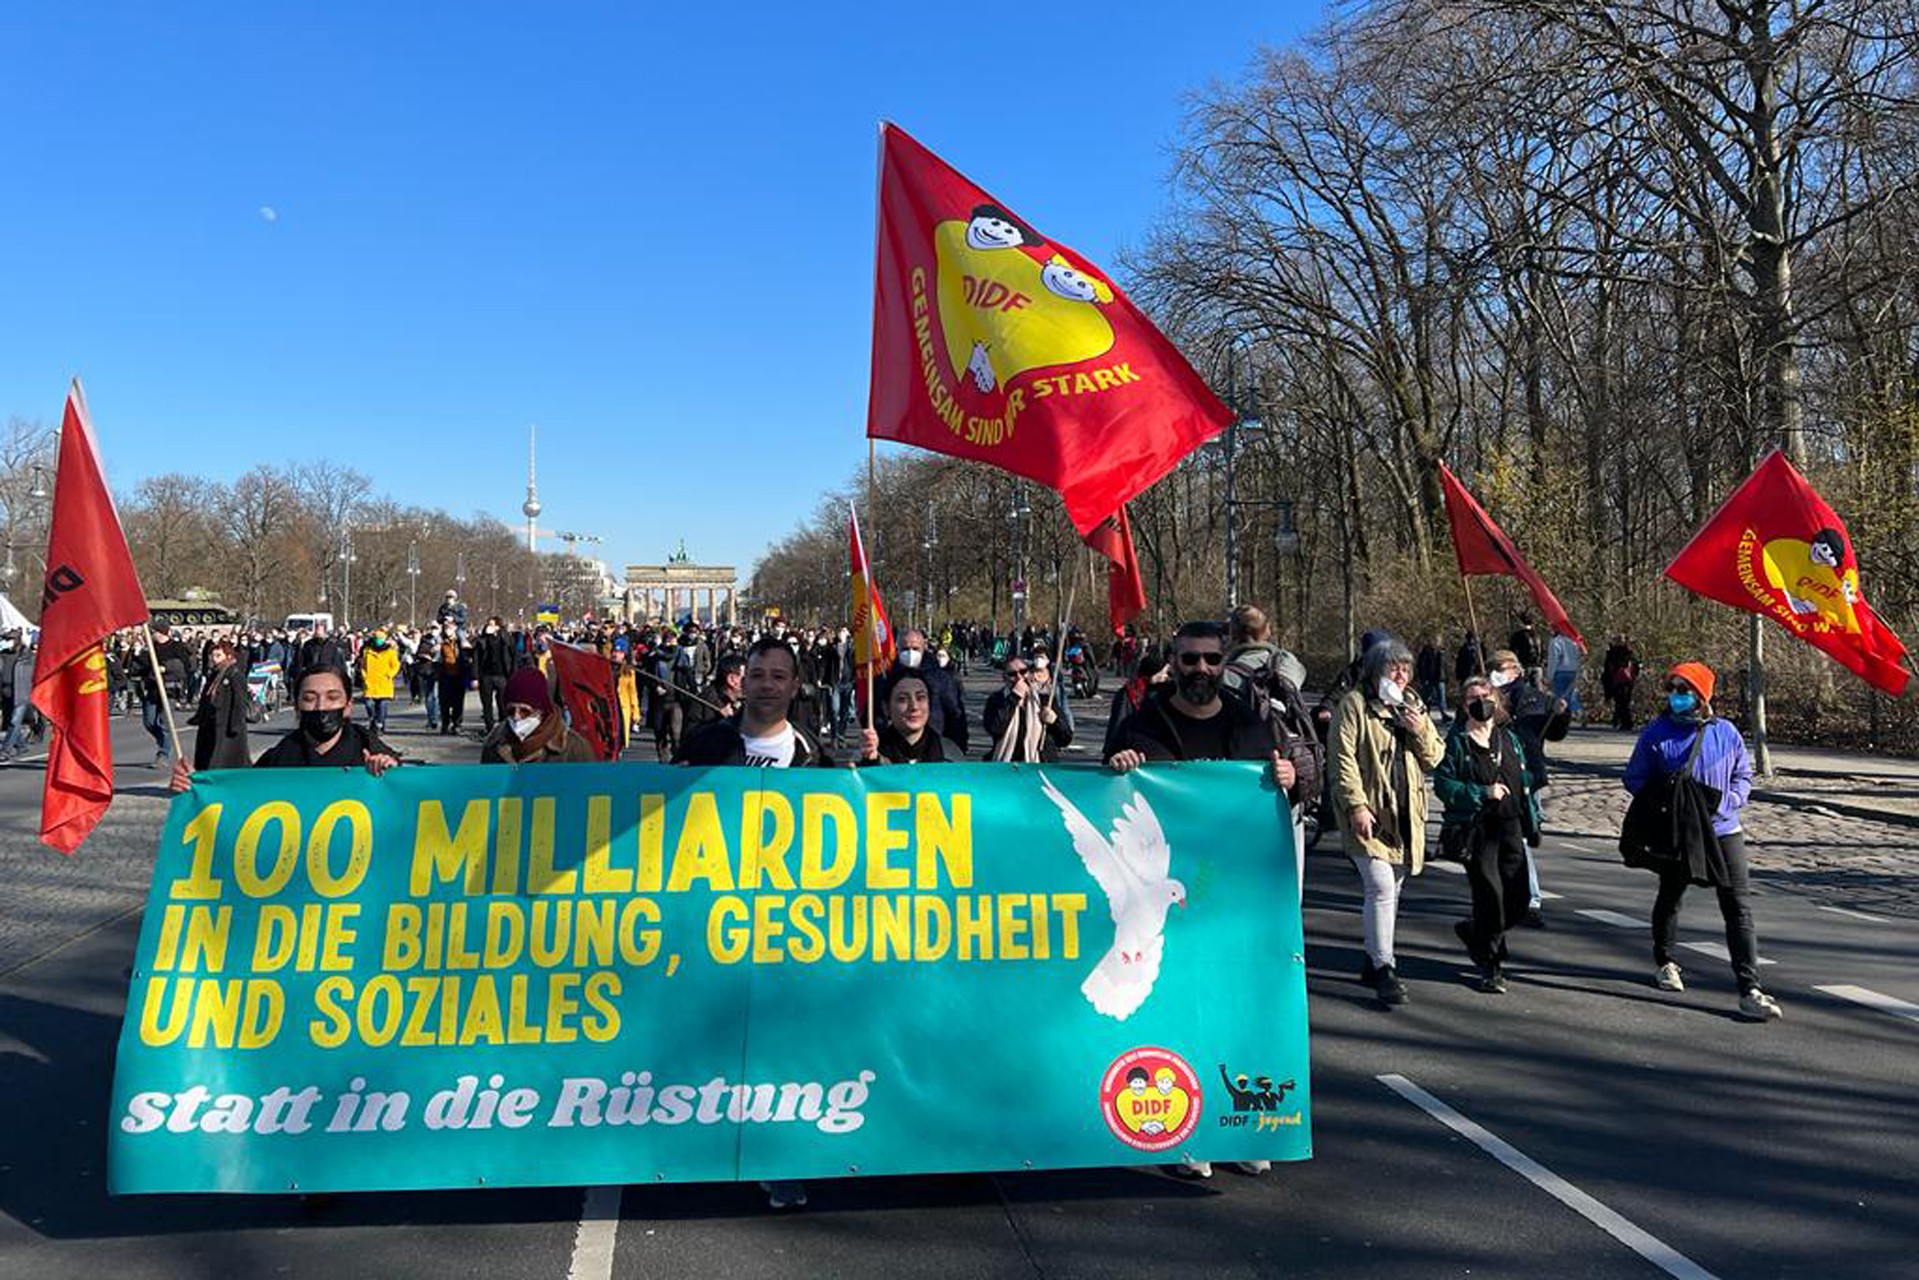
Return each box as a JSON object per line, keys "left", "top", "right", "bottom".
{"left": 300, "top": 707, "right": 346, "bottom": 743}
{"left": 1467, "top": 697, "right": 1497, "bottom": 723}
{"left": 1177, "top": 669, "right": 1221, "bottom": 706}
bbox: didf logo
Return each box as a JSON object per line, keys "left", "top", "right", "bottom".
{"left": 1098, "top": 1047, "right": 1201, "bottom": 1153}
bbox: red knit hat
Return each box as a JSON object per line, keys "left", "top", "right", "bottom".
{"left": 505, "top": 667, "right": 554, "bottom": 713}
{"left": 1666, "top": 661, "right": 1716, "bottom": 704}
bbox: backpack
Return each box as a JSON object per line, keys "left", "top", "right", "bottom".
{"left": 1227, "top": 649, "right": 1324, "bottom": 805}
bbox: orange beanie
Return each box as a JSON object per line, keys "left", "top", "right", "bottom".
{"left": 1666, "top": 661, "right": 1716, "bottom": 704}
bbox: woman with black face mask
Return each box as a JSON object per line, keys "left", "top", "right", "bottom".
{"left": 1435, "top": 675, "right": 1543, "bottom": 993}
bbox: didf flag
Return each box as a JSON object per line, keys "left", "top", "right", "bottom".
{"left": 550, "top": 642, "right": 621, "bottom": 761}
{"left": 866, "top": 124, "right": 1231, "bottom": 537}
{"left": 1438, "top": 463, "right": 1584, "bottom": 648}
{"left": 849, "top": 510, "right": 895, "bottom": 714}
{"left": 1081, "top": 504, "right": 1145, "bottom": 636}
{"left": 1666, "top": 450, "right": 1910, "bottom": 696}
{"left": 30, "top": 379, "right": 151, "bottom": 854}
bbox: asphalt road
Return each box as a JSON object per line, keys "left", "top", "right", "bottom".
{"left": 1, "top": 688, "right": 1914, "bottom": 1279}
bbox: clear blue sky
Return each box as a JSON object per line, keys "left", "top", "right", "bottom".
{"left": 0, "top": 2, "right": 1320, "bottom": 580}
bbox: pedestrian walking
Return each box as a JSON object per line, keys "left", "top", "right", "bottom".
{"left": 357, "top": 627, "right": 401, "bottom": 738}
{"left": 1602, "top": 635, "right": 1640, "bottom": 731}
{"left": 1435, "top": 675, "right": 1542, "bottom": 993}
{"left": 188, "top": 636, "right": 250, "bottom": 770}
{"left": 481, "top": 667, "right": 596, "bottom": 764}
{"left": 1623, "top": 662, "right": 1782, "bottom": 1021}
{"left": 1329, "top": 638, "right": 1444, "bottom": 1007}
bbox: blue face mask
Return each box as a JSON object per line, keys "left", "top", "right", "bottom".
{"left": 1668, "top": 691, "right": 1698, "bottom": 716}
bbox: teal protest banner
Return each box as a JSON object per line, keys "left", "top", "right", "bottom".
{"left": 108, "top": 760, "right": 1309, "bottom": 1194}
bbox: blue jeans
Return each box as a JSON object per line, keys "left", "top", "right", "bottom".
{"left": 364, "top": 697, "right": 390, "bottom": 737}
{"left": 0, "top": 703, "right": 31, "bottom": 755}
{"left": 142, "top": 698, "right": 172, "bottom": 755}
{"left": 1550, "top": 669, "right": 1582, "bottom": 715}
{"left": 422, "top": 680, "right": 440, "bottom": 725}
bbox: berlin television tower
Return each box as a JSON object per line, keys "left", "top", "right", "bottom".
{"left": 522, "top": 424, "right": 543, "bottom": 553}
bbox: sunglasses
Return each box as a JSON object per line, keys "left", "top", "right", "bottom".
{"left": 1178, "top": 652, "right": 1225, "bottom": 668}
{"left": 1005, "top": 669, "right": 1028, "bottom": 679}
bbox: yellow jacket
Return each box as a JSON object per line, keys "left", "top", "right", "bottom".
{"left": 1329, "top": 688, "right": 1444, "bottom": 870}
{"left": 359, "top": 644, "right": 401, "bottom": 700}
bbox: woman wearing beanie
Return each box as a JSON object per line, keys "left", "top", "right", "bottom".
{"left": 481, "top": 667, "right": 596, "bottom": 764}
{"left": 1623, "top": 661, "right": 1782, "bottom": 1021}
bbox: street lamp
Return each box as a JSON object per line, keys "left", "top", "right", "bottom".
{"left": 1010, "top": 492, "right": 1031, "bottom": 635}
{"left": 28, "top": 465, "right": 49, "bottom": 503}
{"left": 406, "top": 540, "right": 420, "bottom": 626}
{"left": 489, "top": 563, "right": 498, "bottom": 617}
{"left": 341, "top": 529, "right": 357, "bottom": 630}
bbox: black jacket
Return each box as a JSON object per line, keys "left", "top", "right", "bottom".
{"left": 674, "top": 717, "right": 833, "bottom": 767}
{"left": 880, "top": 659, "right": 968, "bottom": 751}
{"left": 254, "top": 721, "right": 393, "bottom": 768}
{"left": 191, "top": 662, "right": 252, "bottom": 770}
{"left": 1116, "top": 690, "right": 1275, "bottom": 764}
{"left": 857, "top": 725, "right": 965, "bottom": 765}
{"left": 474, "top": 631, "right": 514, "bottom": 679}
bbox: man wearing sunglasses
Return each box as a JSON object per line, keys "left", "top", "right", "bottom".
{"left": 1105, "top": 619, "right": 1297, "bottom": 1180}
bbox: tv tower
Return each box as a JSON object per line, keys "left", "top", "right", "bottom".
{"left": 522, "top": 423, "right": 543, "bottom": 553}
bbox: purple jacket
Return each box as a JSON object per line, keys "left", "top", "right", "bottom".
{"left": 1623, "top": 715, "right": 1754, "bottom": 837}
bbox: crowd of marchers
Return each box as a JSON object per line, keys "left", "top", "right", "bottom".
{"left": 9, "top": 585, "right": 1779, "bottom": 1204}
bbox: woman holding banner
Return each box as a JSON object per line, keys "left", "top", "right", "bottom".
{"left": 858, "top": 670, "right": 964, "bottom": 764}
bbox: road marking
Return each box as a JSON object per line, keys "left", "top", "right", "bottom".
{"left": 1577, "top": 908, "right": 1644, "bottom": 929}
{"left": 1678, "top": 940, "right": 1775, "bottom": 966}
{"left": 1816, "top": 905, "right": 1888, "bottom": 923}
{"left": 1815, "top": 984, "right": 1919, "bottom": 1025}
{"left": 567, "top": 1185, "right": 622, "bottom": 1280}
{"left": 1378, "top": 1074, "right": 1722, "bottom": 1280}
{"left": 1428, "top": 860, "right": 1464, "bottom": 874}
{"left": 1538, "top": 890, "right": 1565, "bottom": 901}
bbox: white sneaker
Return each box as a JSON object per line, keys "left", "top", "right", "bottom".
{"left": 1166, "top": 1158, "right": 1213, "bottom": 1179}
{"left": 1228, "top": 1160, "right": 1271, "bottom": 1175}
{"left": 1655, "top": 963, "right": 1685, "bottom": 992}
{"left": 1738, "top": 989, "right": 1783, "bottom": 1021}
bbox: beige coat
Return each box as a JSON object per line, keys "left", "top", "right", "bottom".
{"left": 1329, "top": 688, "right": 1445, "bottom": 871}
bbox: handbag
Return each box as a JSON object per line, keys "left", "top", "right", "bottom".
{"left": 1618, "top": 726, "right": 1722, "bottom": 878}
{"left": 1438, "top": 733, "right": 1508, "bottom": 863}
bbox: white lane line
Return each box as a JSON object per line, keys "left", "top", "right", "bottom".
{"left": 1815, "top": 984, "right": 1919, "bottom": 1025}
{"left": 1378, "top": 1074, "right": 1722, "bottom": 1280}
{"left": 1816, "top": 905, "right": 1888, "bottom": 923}
{"left": 567, "top": 1184, "right": 623, "bottom": 1280}
{"left": 1678, "top": 940, "right": 1776, "bottom": 966}
{"left": 1577, "top": 908, "right": 1644, "bottom": 929}
{"left": 1428, "top": 860, "right": 1464, "bottom": 874}
{"left": 1538, "top": 890, "right": 1565, "bottom": 901}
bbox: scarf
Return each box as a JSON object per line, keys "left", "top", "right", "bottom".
{"left": 878, "top": 723, "right": 946, "bottom": 763}
{"left": 500, "top": 712, "right": 565, "bottom": 763}
{"left": 992, "top": 690, "right": 1047, "bottom": 763}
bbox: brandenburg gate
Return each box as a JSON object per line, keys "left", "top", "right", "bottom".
{"left": 624, "top": 543, "right": 738, "bottom": 627}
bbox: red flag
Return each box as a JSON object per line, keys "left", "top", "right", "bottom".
{"left": 849, "top": 510, "right": 896, "bottom": 715}
{"left": 1081, "top": 504, "right": 1145, "bottom": 636}
{"left": 549, "top": 642, "right": 619, "bottom": 761}
{"left": 1666, "top": 450, "right": 1910, "bottom": 696}
{"left": 1438, "top": 463, "right": 1584, "bottom": 647}
{"left": 866, "top": 124, "right": 1231, "bottom": 535}
{"left": 30, "top": 380, "right": 150, "bottom": 854}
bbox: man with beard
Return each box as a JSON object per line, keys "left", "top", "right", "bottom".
{"left": 1106, "top": 619, "right": 1296, "bottom": 1180}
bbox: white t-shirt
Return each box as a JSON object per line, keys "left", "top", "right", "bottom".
{"left": 740, "top": 723, "right": 798, "bottom": 768}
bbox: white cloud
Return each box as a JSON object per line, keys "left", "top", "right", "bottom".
{"left": 258, "top": 205, "right": 279, "bottom": 224}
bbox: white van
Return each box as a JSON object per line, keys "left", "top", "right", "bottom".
{"left": 284, "top": 612, "right": 336, "bottom": 633}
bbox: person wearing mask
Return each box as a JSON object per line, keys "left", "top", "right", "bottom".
{"left": 984, "top": 656, "right": 1072, "bottom": 762}
{"left": 1624, "top": 663, "right": 1781, "bottom": 1021}
{"left": 1487, "top": 648, "right": 1560, "bottom": 928}
{"left": 1107, "top": 619, "right": 1296, "bottom": 1178}
{"left": 436, "top": 589, "right": 469, "bottom": 637}
{"left": 858, "top": 670, "right": 965, "bottom": 764}
{"left": 1329, "top": 639, "right": 1444, "bottom": 1007}
{"left": 357, "top": 627, "right": 401, "bottom": 738}
{"left": 481, "top": 667, "right": 596, "bottom": 764}
{"left": 1435, "top": 674, "right": 1543, "bottom": 993}
{"left": 474, "top": 617, "right": 515, "bottom": 735}
{"left": 173, "top": 664, "right": 397, "bottom": 789}
{"left": 187, "top": 635, "right": 251, "bottom": 771}
{"left": 881, "top": 628, "right": 968, "bottom": 752}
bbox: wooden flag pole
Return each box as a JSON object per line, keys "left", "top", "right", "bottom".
{"left": 1462, "top": 575, "right": 1487, "bottom": 676}
{"left": 140, "top": 623, "right": 185, "bottom": 762}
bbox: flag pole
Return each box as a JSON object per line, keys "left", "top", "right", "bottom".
{"left": 140, "top": 623, "right": 185, "bottom": 762}
{"left": 1462, "top": 575, "right": 1487, "bottom": 676}
{"left": 864, "top": 440, "right": 878, "bottom": 734}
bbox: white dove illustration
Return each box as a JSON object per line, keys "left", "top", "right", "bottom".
{"left": 1038, "top": 773, "right": 1186, "bottom": 1021}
